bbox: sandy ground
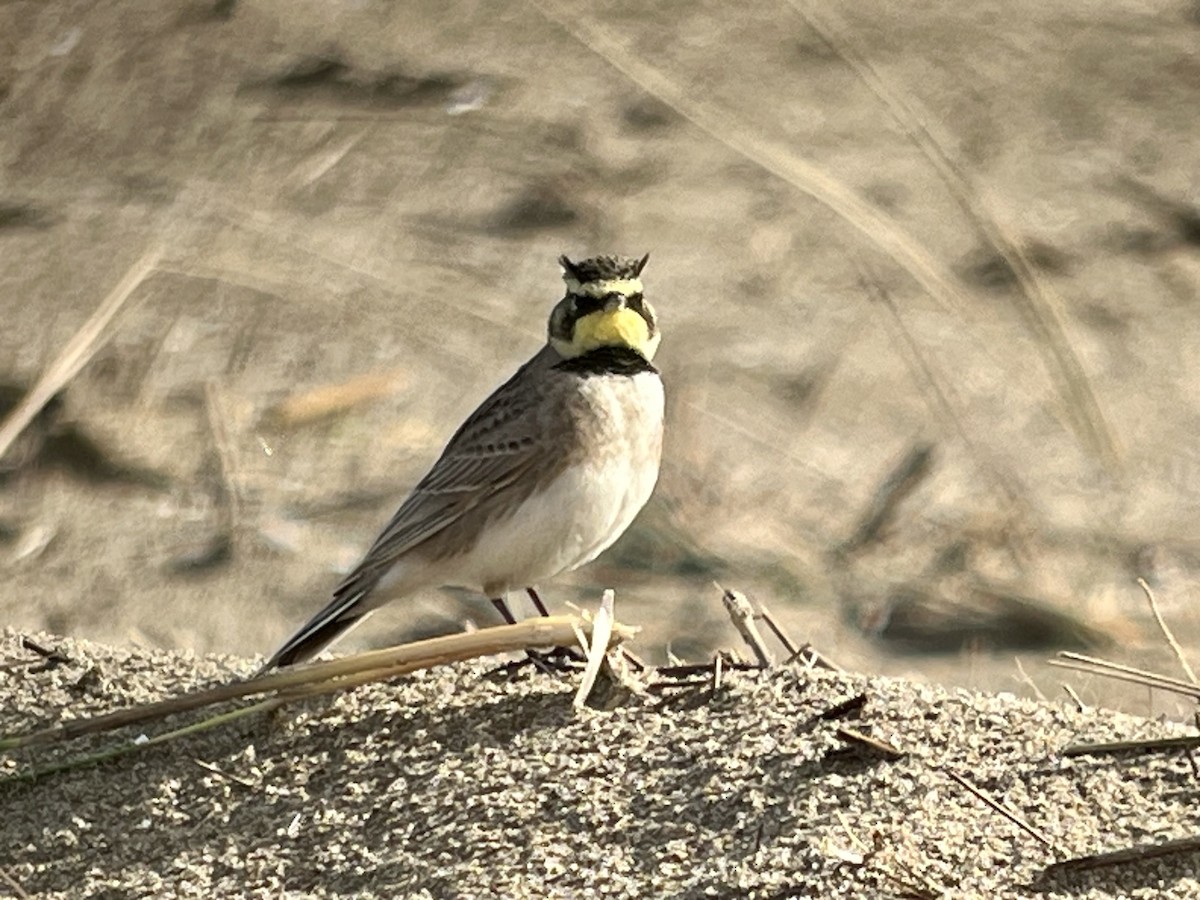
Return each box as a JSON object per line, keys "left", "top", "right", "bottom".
{"left": 3, "top": 630, "right": 1199, "bottom": 898}
{"left": 2, "top": 1, "right": 1200, "bottom": 715}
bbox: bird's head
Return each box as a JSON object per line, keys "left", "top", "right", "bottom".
{"left": 548, "top": 253, "right": 660, "bottom": 361}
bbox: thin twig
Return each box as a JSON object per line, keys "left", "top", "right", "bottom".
{"left": 817, "top": 694, "right": 869, "bottom": 722}
{"left": 781, "top": 641, "right": 846, "bottom": 673}
{"left": 1061, "top": 683, "right": 1087, "bottom": 713}
{"left": 858, "top": 266, "right": 1025, "bottom": 509}
{"left": 838, "top": 442, "right": 936, "bottom": 554}
{"left": 655, "top": 661, "right": 760, "bottom": 678}
{"left": 0, "top": 868, "right": 31, "bottom": 899}
{"left": 757, "top": 604, "right": 800, "bottom": 658}
{"left": 942, "top": 768, "right": 1057, "bottom": 849}
{"left": 203, "top": 380, "right": 240, "bottom": 540}
{"left": 193, "top": 758, "right": 256, "bottom": 789}
{"left": 1138, "top": 577, "right": 1198, "bottom": 686}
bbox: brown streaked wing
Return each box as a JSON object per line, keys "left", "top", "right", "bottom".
{"left": 332, "top": 347, "right": 574, "bottom": 596}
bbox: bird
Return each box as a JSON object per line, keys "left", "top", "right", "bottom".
{"left": 259, "top": 253, "right": 664, "bottom": 671}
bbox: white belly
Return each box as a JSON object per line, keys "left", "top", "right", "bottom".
{"left": 450, "top": 370, "right": 663, "bottom": 594}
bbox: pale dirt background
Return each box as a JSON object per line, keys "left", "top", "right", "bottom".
{"left": 2, "top": 0, "right": 1200, "bottom": 712}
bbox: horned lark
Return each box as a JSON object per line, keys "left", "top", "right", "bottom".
{"left": 260, "top": 253, "right": 663, "bottom": 670}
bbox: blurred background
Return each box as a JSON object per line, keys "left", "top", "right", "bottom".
{"left": 2, "top": 0, "right": 1199, "bottom": 713}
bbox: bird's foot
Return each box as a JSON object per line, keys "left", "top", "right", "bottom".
{"left": 488, "top": 644, "right": 586, "bottom": 679}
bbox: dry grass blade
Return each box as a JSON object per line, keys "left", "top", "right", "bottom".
{"left": 2, "top": 699, "right": 283, "bottom": 786}
{"left": 0, "top": 246, "right": 162, "bottom": 461}
{"left": 788, "top": 1, "right": 1119, "bottom": 470}
{"left": 1, "top": 615, "right": 630, "bottom": 751}
{"left": 870, "top": 833, "right": 946, "bottom": 900}
{"left": 1048, "top": 652, "right": 1200, "bottom": 702}
{"left": 1138, "top": 577, "right": 1198, "bottom": 686}
{"left": 164, "top": 185, "right": 532, "bottom": 339}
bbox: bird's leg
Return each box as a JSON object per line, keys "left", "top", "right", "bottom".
{"left": 527, "top": 585, "right": 637, "bottom": 669}
{"left": 487, "top": 590, "right": 580, "bottom": 674}
{"left": 489, "top": 592, "right": 555, "bottom": 673}
{"left": 523, "top": 586, "right": 588, "bottom": 667}
{"left": 490, "top": 595, "right": 518, "bottom": 625}
{"left": 525, "top": 586, "right": 551, "bottom": 617}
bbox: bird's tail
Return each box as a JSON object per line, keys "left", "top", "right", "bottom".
{"left": 256, "top": 590, "right": 371, "bottom": 675}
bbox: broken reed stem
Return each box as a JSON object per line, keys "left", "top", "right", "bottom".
{"left": 1137, "top": 577, "right": 1198, "bottom": 686}
{"left": 573, "top": 590, "right": 616, "bottom": 708}
{"left": 1, "top": 616, "right": 631, "bottom": 752}
{"left": 719, "top": 586, "right": 774, "bottom": 667}
{"left": 0, "top": 247, "right": 162, "bottom": 461}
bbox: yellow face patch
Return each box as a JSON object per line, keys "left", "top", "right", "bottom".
{"left": 571, "top": 307, "right": 654, "bottom": 357}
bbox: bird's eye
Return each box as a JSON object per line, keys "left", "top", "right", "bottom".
{"left": 626, "top": 292, "right": 645, "bottom": 312}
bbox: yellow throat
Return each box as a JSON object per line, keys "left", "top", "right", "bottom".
{"left": 558, "top": 306, "right": 659, "bottom": 360}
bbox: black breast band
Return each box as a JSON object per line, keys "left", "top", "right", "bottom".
{"left": 555, "top": 346, "right": 659, "bottom": 377}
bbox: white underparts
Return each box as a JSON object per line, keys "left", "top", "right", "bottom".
{"left": 374, "top": 371, "right": 664, "bottom": 603}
